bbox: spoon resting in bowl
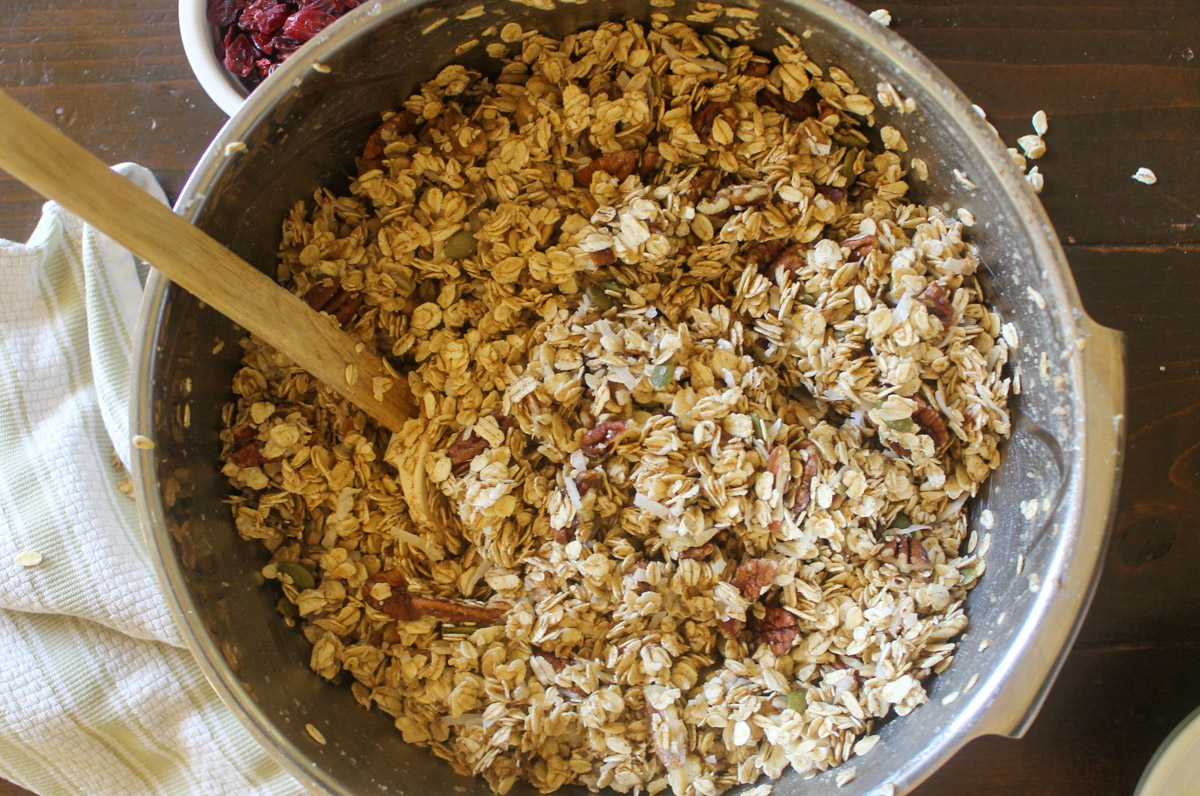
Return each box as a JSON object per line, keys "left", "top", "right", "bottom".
{"left": 0, "top": 89, "right": 415, "bottom": 435}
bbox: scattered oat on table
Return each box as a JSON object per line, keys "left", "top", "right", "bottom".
{"left": 15, "top": 551, "right": 43, "bottom": 568}
{"left": 869, "top": 9, "right": 892, "bottom": 26}
{"left": 305, "top": 723, "right": 327, "bottom": 745}
{"left": 1031, "top": 110, "right": 1048, "bottom": 136}
{"left": 219, "top": 19, "right": 1012, "bottom": 796}
{"left": 131, "top": 434, "right": 155, "bottom": 450}
{"left": 1132, "top": 167, "right": 1157, "bottom": 185}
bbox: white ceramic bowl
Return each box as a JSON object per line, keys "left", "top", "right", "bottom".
{"left": 178, "top": 0, "right": 250, "bottom": 116}
{"left": 1136, "top": 705, "right": 1200, "bottom": 796}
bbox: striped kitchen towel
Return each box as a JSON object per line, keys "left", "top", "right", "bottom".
{"left": 0, "top": 163, "right": 300, "bottom": 795}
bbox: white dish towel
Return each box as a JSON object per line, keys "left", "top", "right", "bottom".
{"left": 0, "top": 163, "right": 300, "bottom": 795}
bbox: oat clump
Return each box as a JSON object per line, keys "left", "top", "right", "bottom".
{"left": 220, "top": 18, "right": 1010, "bottom": 796}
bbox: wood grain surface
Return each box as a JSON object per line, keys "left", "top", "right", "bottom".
{"left": 0, "top": 0, "right": 1197, "bottom": 794}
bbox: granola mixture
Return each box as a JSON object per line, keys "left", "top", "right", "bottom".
{"left": 221, "top": 18, "right": 1010, "bottom": 796}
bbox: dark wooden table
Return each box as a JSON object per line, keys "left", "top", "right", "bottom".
{"left": 1, "top": 1, "right": 1197, "bottom": 794}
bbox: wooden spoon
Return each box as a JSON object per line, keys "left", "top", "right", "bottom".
{"left": 0, "top": 89, "right": 415, "bottom": 434}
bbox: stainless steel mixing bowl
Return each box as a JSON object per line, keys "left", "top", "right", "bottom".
{"left": 132, "top": 0, "right": 1126, "bottom": 793}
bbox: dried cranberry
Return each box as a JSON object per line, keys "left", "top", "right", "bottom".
{"left": 224, "top": 33, "right": 256, "bottom": 78}
{"left": 207, "top": 0, "right": 244, "bottom": 27}
{"left": 282, "top": 7, "right": 333, "bottom": 41}
{"left": 240, "top": 0, "right": 290, "bottom": 34}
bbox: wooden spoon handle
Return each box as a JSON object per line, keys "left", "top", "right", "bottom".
{"left": 0, "top": 89, "right": 414, "bottom": 434}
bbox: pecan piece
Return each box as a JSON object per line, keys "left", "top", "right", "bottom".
{"left": 877, "top": 536, "right": 932, "bottom": 573}
{"left": 229, "top": 424, "right": 262, "bottom": 467}
{"left": 553, "top": 521, "right": 578, "bottom": 545}
{"left": 679, "top": 543, "right": 716, "bottom": 560}
{"left": 841, "top": 234, "right": 877, "bottom": 257}
{"left": 589, "top": 248, "right": 616, "bottom": 267}
{"left": 817, "top": 185, "right": 846, "bottom": 202}
{"left": 918, "top": 281, "right": 956, "bottom": 324}
{"left": 691, "top": 100, "right": 733, "bottom": 141}
{"left": 751, "top": 605, "right": 800, "bottom": 655}
{"left": 793, "top": 440, "right": 820, "bottom": 516}
{"left": 913, "top": 397, "right": 951, "bottom": 451}
{"left": 438, "top": 109, "right": 489, "bottom": 161}
{"left": 358, "top": 109, "right": 418, "bottom": 174}
{"left": 534, "top": 648, "right": 570, "bottom": 673}
{"left": 576, "top": 150, "right": 642, "bottom": 187}
{"left": 756, "top": 87, "right": 819, "bottom": 122}
{"left": 717, "top": 617, "right": 744, "bottom": 639}
{"left": 745, "top": 239, "right": 787, "bottom": 269}
{"left": 770, "top": 243, "right": 807, "bottom": 275}
{"left": 446, "top": 413, "right": 515, "bottom": 475}
{"left": 580, "top": 419, "right": 628, "bottom": 458}
{"left": 742, "top": 60, "right": 770, "bottom": 78}
{"left": 304, "top": 280, "right": 363, "bottom": 329}
{"left": 364, "top": 570, "right": 507, "bottom": 623}
{"left": 446, "top": 429, "right": 489, "bottom": 475}
{"left": 731, "top": 558, "right": 778, "bottom": 599}
{"left": 574, "top": 469, "right": 604, "bottom": 496}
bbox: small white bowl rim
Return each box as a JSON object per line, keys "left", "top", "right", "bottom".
{"left": 178, "top": 0, "right": 251, "bottom": 116}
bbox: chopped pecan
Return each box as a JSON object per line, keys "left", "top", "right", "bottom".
{"left": 682, "top": 168, "right": 722, "bottom": 204}
{"left": 358, "top": 108, "right": 418, "bottom": 174}
{"left": 717, "top": 617, "right": 743, "bottom": 639}
{"left": 553, "top": 520, "right": 578, "bottom": 545}
{"left": 742, "top": 60, "right": 770, "bottom": 78}
{"left": 731, "top": 558, "right": 777, "bottom": 599}
{"left": 816, "top": 185, "right": 846, "bottom": 202}
{"left": 364, "top": 570, "right": 507, "bottom": 623}
{"left": 913, "top": 397, "right": 951, "bottom": 451}
{"left": 679, "top": 543, "right": 715, "bottom": 560}
{"left": 918, "top": 281, "right": 956, "bottom": 324}
{"left": 534, "top": 648, "right": 570, "bottom": 673}
{"left": 589, "top": 248, "right": 616, "bottom": 267}
{"left": 841, "top": 234, "right": 877, "bottom": 257}
{"left": 751, "top": 605, "right": 800, "bottom": 655}
{"left": 639, "top": 151, "right": 660, "bottom": 176}
{"left": 877, "top": 536, "right": 932, "bottom": 573}
{"left": 635, "top": 581, "right": 656, "bottom": 595}
{"left": 745, "top": 239, "right": 787, "bottom": 269}
{"left": 446, "top": 413, "right": 514, "bottom": 475}
{"left": 766, "top": 445, "right": 791, "bottom": 492}
{"left": 770, "top": 243, "right": 807, "bottom": 275}
{"left": 304, "top": 280, "right": 363, "bottom": 328}
{"left": 577, "top": 150, "right": 647, "bottom": 187}
{"left": 691, "top": 100, "right": 733, "bottom": 141}
{"left": 229, "top": 424, "right": 262, "bottom": 467}
{"left": 793, "top": 440, "right": 820, "bottom": 516}
{"left": 580, "top": 419, "right": 628, "bottom": 458}
{"left": 574, "top": 469, "right": 604, "bottom": 496}
{"left": 446, "top": 429, "right": 489, "bottom": 475}
{"left": 438, "top": 109, "right": 489, "bottom": 161}
{"left": 756, "top": 87, "right": 819, "bottom": 122}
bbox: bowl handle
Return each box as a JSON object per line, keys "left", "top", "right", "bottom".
{"left": 981, "top": 315, "right": 1126, "bottom": 740}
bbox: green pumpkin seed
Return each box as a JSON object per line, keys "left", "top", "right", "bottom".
{"left": 959, "top": 565, "right": 978, "bottom": 588}
{"left": 786, "top": 688, "right": 808, "bottom": 712}
{"left": 832, "top": 129, "right": 870, "bottom": 148}
{"left": 886, "top": 417, "right": 915, "bottom": 433}
{"left": 650, "top": 361, "right": 676, "bottom": 390}
{"left": 444, "top": 228, "right": 478, "bottom": 259}
{"left": 889, "top": 512, "right": 912, "bottom": 530}
{"left": 276, "top": 597, "right": 299, "bottom": 618}
{"left": 277, "top": 561, "right": 316, "bottom": 590}
{"left": 841, "top": 147, "right": 861, "bottom": 180}
{"left": 702, "top": 34, "right": 728, "bottom": 63}
{"left": 441, "top": 623, "right": 478, "bottom": 636}
{"left": 751, "top": 412, "right": 766, "bottom": 441}
{"left": 587, "top": 284, "right": 614, "bottom": 311}
{"left": 799, "top": 293, "right": 817, "bottom": 306}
